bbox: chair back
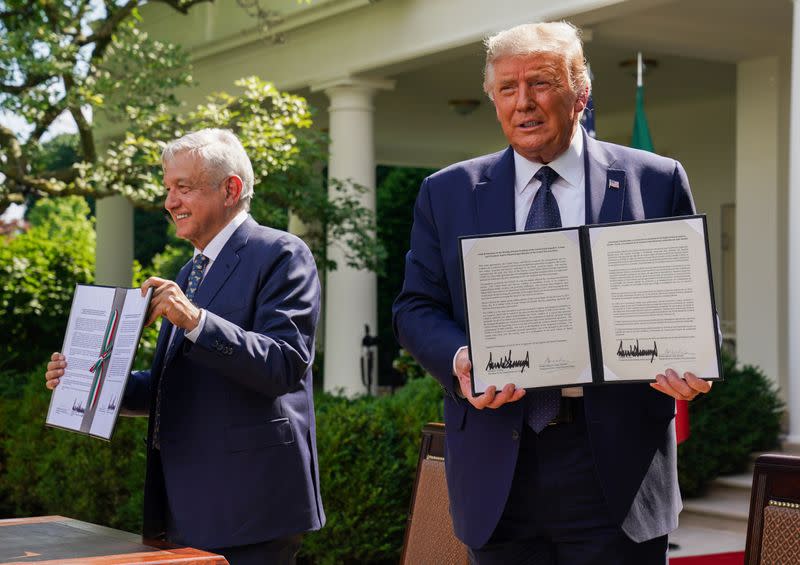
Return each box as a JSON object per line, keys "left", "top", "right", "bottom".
{"left": 401, "top": 423, "right": 469, "bottom": 565}
{"left": 745, "top": 453, "right": 800, "bottom": 564}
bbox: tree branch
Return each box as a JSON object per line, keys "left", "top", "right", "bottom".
{"left": 150, "top": 0, "right": 216, "bottom": 15}
{"left": 63, "top": 75, "right": 97, "bottom": 163}
{"left": 0, "top": 124, "right": 25, "bottom": 178}
{"left": 0, "top": 75, "right": 52, "bottom": 96}
{"left": 78, "top": 0, "right": 138, "bottom": 49}
{"left": 26, "top": 103, "right": 68, "bottom": 148}
{"left": 69, "top": 106, "right": 96, "bottom": 163}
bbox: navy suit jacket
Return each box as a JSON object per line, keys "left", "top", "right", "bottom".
{"left": 124, "top": 216, "right": 325, "bottom": 549}
{"left": 393, "top": 130, "right": 694, "bottom": 549}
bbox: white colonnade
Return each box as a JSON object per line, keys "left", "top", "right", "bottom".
{"left": 315, "top": 78, "right": 392, "bottom": 396}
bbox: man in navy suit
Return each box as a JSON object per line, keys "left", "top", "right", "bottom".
{"left": 393, "top": 22, "right": 712, "bottom": 564}
{"left": 46, "top": 128, "right": 324, "bottom": 564}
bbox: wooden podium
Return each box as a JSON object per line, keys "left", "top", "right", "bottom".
{"left": 0, "top": 516, "right": 228, "bottom": 564}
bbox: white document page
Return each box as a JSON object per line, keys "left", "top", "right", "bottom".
{"left": 46, "top": 286, "right": 116, "bottom": 432}
{"left": 88, "top": 288, "right": 151, "bottom": 438}
{"left": 461, "top": 229, "right": 593, "bottom": 392}
{"left": 589, "top": 217, "right": 720, "bottom": 382}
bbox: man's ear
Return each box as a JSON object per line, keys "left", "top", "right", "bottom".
{"left": 574, "top": 86, "right": 589, "bottom": 114}
{"left": 224, "top": 176, "right": 243, "bottom": 207}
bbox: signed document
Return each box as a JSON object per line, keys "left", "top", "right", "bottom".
{"left": 46, "top": 284, "right": 152, "bottom": 440}
{"left": 459, "top": 215, "right": 722, "bottom": 394}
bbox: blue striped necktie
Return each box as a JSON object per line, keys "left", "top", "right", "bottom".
{"left": 524, "top": 166, "right": 562, "bottom": 432}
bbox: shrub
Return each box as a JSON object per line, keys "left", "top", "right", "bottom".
{"left": 0, "top": 196, "right": 95, "bottom": 374}
{"left": 678, "top": 350, "right": 784, "bottom": 497}
{"left": 0, "top": 365, "right": 443, "bottom": 560}
{"left": 301, "top": 377, "right": 443, "bottom": 564}
{"left": 0, "top": 364, "right": 147, "bottom": 530}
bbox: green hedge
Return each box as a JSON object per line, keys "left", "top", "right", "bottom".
{"left": 678, "top": 350, "right": 783, "bottom": 497}
{"left": 0, "top": 197, "right": 95, "bottom": 374}
{"left": 0, "top": 366, "right": 443, "bottom": 564}
{"left": 0, "top": 365, "right": 147, "bottom": 529}
{"left": 0, "top": 353, "right": 785, "bottom": 560}
{"left": 300, "top": 378, "right": 443, "bottom": 564}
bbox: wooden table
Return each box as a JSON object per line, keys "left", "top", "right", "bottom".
{"left": 0, "top": 516, "right": 228, "bottom": 564}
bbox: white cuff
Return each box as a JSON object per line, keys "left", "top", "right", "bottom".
{"left": 452, "top": 345, "right": 469, "bottom": 376}
{"left": 184, "top": 309, "right": 206, "bottom": 342}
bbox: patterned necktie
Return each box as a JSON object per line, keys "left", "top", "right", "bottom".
{"left": 524, "top": 166, "right": 563, "bottom": 432}
{"left": 185, "top": 253, "right": 209, "bottom": 302}
{"left": 152, "top": 253, "right": 209, "bottom": 449}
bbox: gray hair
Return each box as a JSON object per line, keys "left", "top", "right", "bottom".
{"left": 162, "top": 128, "right": 255, "bottom": 211}
{"left": 483, "top": 21, "right": 591, "bottom": 101}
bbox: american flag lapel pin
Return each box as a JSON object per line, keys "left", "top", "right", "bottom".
{"left": 609, "top": 179, "right": 620, "bottom": 190}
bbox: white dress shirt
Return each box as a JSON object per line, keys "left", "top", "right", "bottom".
{"left": 181, "top": 209, "right": 248, "bottom": 342}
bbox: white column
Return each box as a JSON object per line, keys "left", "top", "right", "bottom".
{"left": 735, "top": 57, "right": 781, "bottom": 388}
{"left": 95, "top": 195, "right": 133, "bottom": 286}
{"left": 313, "top": 78, "right": 393, "bottom": 396}
{"left": 787, "top": 0, "right": 800, "bottom": 443}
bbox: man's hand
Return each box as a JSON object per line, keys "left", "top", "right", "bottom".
{"left": 141, "top": 277, "right": 201, "bottom": 330}
{"left": 454, "top": 347, "right": 526, "bottom": 409}
{"left": 45, "top": 352, "right": 66, "bottom": 390}
{"left": 650, "top": 368, "right": 712, "bottom": 400}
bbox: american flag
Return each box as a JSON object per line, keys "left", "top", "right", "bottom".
{"left": 580, "top": 64, "right": 596, "bottom": 138}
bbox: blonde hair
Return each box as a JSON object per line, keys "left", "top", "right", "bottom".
{"left": 483, "top": 21, "right": 591, "bottom": 100}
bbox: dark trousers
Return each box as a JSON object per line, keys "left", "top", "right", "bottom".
{"left": 208, "top": 535, "right": 302, "bottom": 565}
{"left": 468, "top": 400, "right": 668, "bottom": 565}
{"left": 165, "top": 500, "right": 301, "bottom": 565}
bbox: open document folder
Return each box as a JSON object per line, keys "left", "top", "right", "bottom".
{"left": 46, "top": 284, "right": 152, "bottom": 440}
{"left": 459, "top": 215, "right": 722, "bottom": 395}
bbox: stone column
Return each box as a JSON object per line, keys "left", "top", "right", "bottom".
{"left": 313, "top": 77, "right": 393, "bottom": 396}
{"left": 735, "top": 57, "right": 781, "bottom": 389}
{"left": 787, "top": 0, "right": 800, "bottom": 443}
{"left": 95, "top": 195, "right": 133, "bottom": 286}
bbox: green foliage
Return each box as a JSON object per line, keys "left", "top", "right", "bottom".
{"left": 678, "top": 350, "right": 784, "bottom": 497}
{"left": 0, "top": 365, "right": 444, "bottom": 560}
{"left": 0, "top": 0, "right": 195, "bottom": 203}
{"left": 2, "top": 4, "right": 382, "bottom": 273}
{"left": 123, "top": 77, "right": 384, "bottom": 273}
{"left": 133, "top": 208, "right": 170, "bottom": 266}
{"left": 301, "top": 378, "right": 443, "bottom": 564}
{"left": 0, "top": 196, "right": 95, "bottom": 373}
{"left": 392, "top": 349, "right": 427, "bottom": 381}
{"left": 28, "top": 133, "right": 80, "bottom": 173}
{"left": 0, "top": 365, "right": 147, "bottom": 530}
{"left": 375, "top": 166, "right": 432, "bottom": 380}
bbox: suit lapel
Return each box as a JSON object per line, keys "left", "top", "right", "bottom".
{"left": 192, "top": 217, "right": 251, "bottom": 309}
{"left": 475, "top": 147, "right": 516, "bottom": 234}
{"left": 584, "top": 131, "right": 627, "bottom": 224}
{"left": 159, "top": 218, "right": 252, "bottom": 366}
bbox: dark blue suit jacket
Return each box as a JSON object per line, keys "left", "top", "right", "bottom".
{"left": 393, "top": 130, "right": 694, "bottom": 549}
{"left": 124, "top": 216, "right": 325, "bottom": 549}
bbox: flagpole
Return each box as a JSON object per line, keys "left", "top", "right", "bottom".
{"left": 631, "top": 51, "right": 654, "bottom": 152}
{"left": 637, "top": 51, "right": 643, "bottom": 88}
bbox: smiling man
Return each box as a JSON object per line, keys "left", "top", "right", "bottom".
{"left": 393, "top": 22, "right": 711, "bottom": 565}
{"left": 46, "top": 129, "right": 325, "bottom": 565}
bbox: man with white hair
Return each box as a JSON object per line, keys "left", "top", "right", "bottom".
{"left": 47, "top": 128, "right": 325, "bottom": 564}
{"left": 393, "top": 22, "right": 711, "bottom": 564}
